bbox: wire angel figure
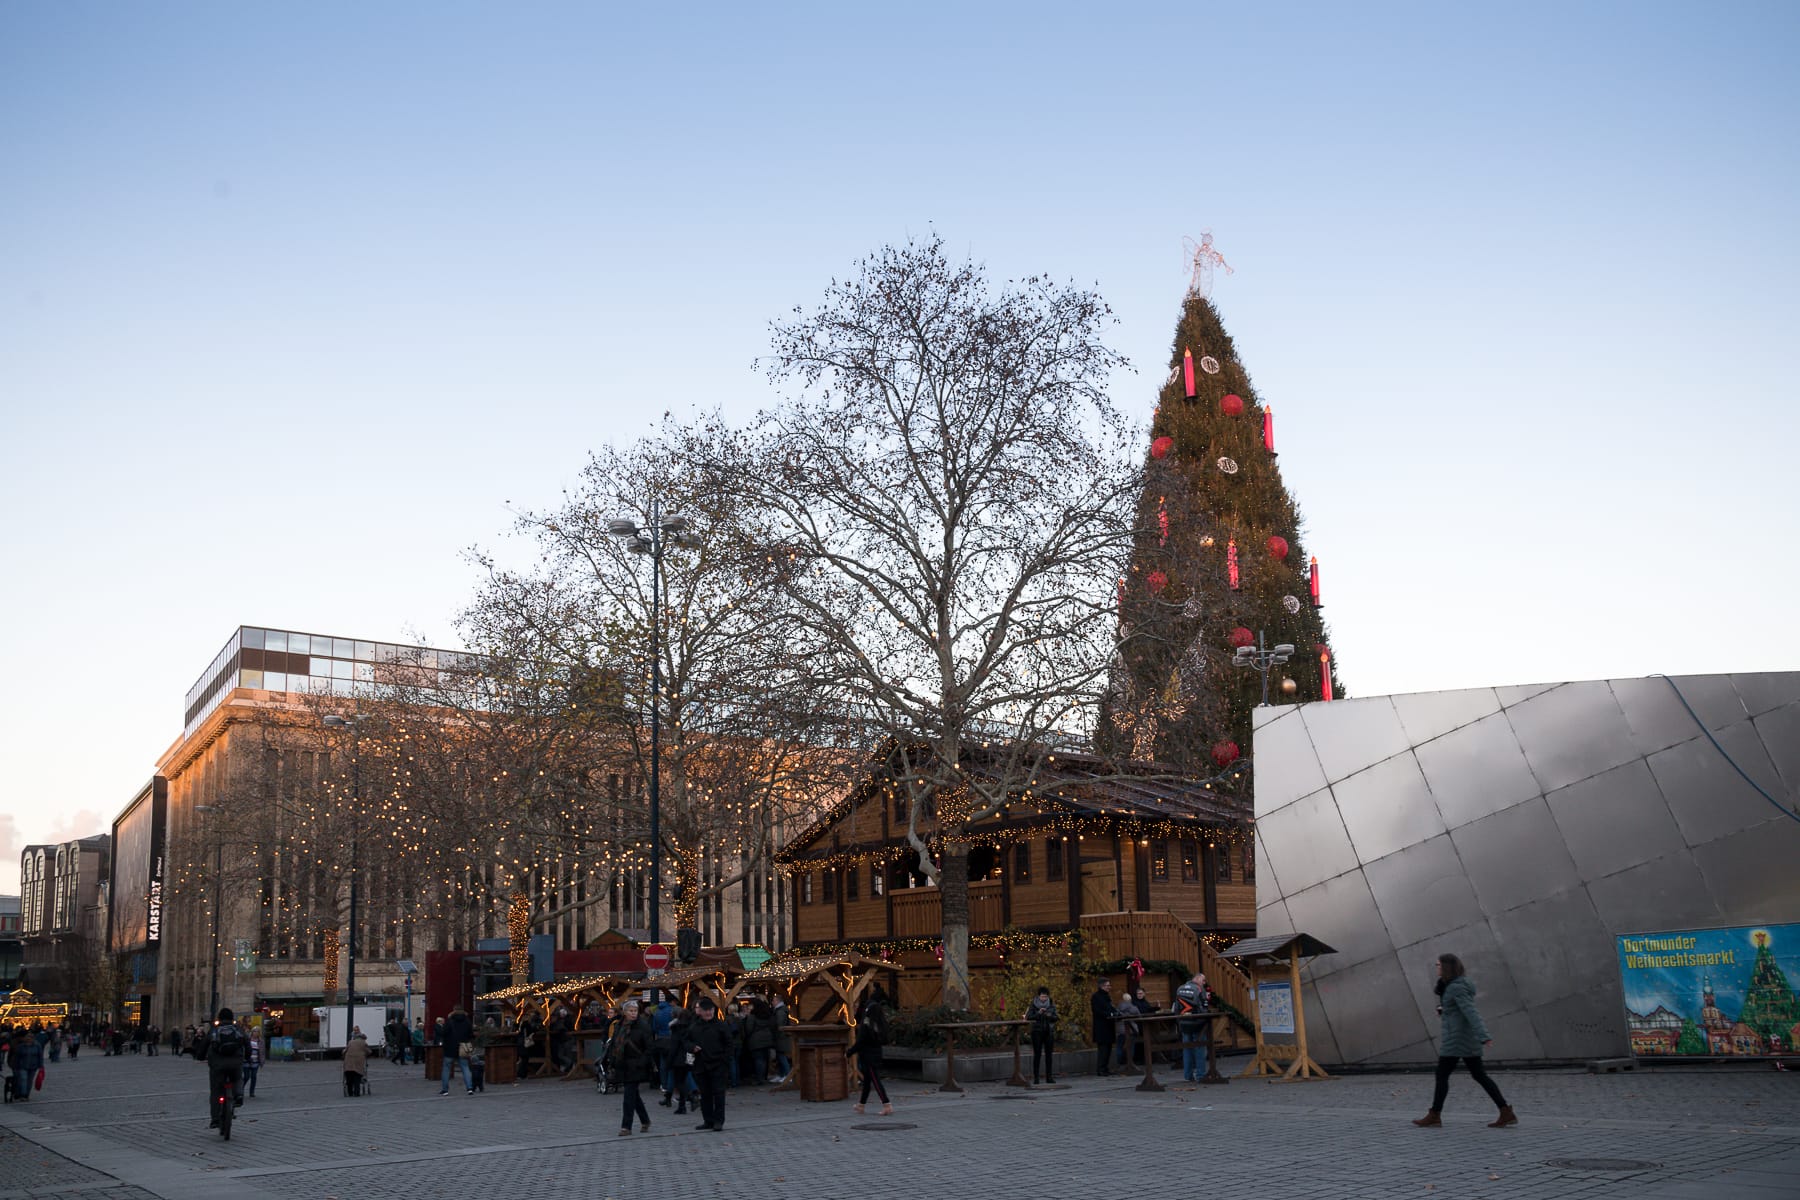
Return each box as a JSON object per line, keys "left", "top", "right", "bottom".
{"left": 1183, "top": 232, "right": 1234, "bottom": 298}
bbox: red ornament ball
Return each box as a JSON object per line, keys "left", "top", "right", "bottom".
{"left": 1151, "top": 435, "right": 1174, "bottom": 460}
{"left": 1229, "top": 626, "right": 1254, "bottom": 648}
{"left": 1267, "top": 535, "right": 1289, "bottom": 559}
{"left": 1220, "top": 393, "right": 1245, "bottom": 416}
{"left": 1147, "top": 570, "right": 1169, "bottom": 593}
{"left": 1211, "top": 741, "right": 1240, "bottom": 767}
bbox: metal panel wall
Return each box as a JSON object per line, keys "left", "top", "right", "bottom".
{"left": 1252, "top": 671, "right": 1800, "bottom": 1064}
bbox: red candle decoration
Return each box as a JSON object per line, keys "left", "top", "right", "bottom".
{"left": 1263, "top": 407, "right": 1275, "bottom": 453}
{"left": 1157, "top": 504, "right": 1169, "bottom": 546}
{"left": 1318, "top": 644, "right": 1334, "bottom": 702}
{"left": 1229, "top": 626, "right": 1254, "bottom": 648}
{"left": 1267, "top": 535, "right": 1289, "bottom": 560}
{"left": 1183, "top": 349, "right": 1195, "bottom": 399}
{"left": 1151, "top": 435, "right": 1174, "bottom": 459}
{"left": 1211, "top": 741, "right": 1240, "bottom": 767}
{"left": 1309, "top": 555, "right": 1322, "bottom": 606}
{"left": 1227, "top": 537, "right": 1240, "bottom": 590}
{"left": 1147, "top": 569, "right": 1169, "bottom": 593}
{"left": 1221, "top": 393, "right": 1245, "bottom": 416}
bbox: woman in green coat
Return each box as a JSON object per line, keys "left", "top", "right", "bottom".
{"left": 1414, "top": 954, "right": 1516, "bottom": 1128}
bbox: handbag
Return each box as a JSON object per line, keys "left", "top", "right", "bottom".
{"left": 458, "top": 1041, "right": 475, "bottom": 1059}
{"left": 35, "top": 1067, "right": 45, "bottom": 1090}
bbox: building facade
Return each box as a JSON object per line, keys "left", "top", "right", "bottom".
{"left": 1251, "top": 671, "right": 1800, "bottom": 1065}
{"left": 15, "top": 836, "right": 111, "bottom": 1003}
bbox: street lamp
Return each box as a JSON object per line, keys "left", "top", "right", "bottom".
{"left": 608, "top": 500, "right": 699, "bottom": 950}
{"left": 192, "top": 804, "right": 224, "bottom": 1017}
{"left": 1232, "top": 633, "right": 1297, "bottom": 707}
{"left": 323, "top": 714, "right": 367, "bottom": 1015}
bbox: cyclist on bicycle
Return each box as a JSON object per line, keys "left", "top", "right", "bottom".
{"left": 200, "top": 1007, "right": 247, "bottom": 1127}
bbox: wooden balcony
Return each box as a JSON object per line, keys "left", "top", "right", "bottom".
{"left": 890, "top": 881, "right": 1005, "bottom": 938}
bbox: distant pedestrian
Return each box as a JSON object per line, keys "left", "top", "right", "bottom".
{"left": 9, "top": 1023, "right": 44, "bottom": 1101}
{"left": 169, "top": 1027, "right": 182, "bottom": 1057}
{"left": 609, "top": 1000, "right": 655, "bottom": 1135}
{"left": 850, "top": 994, "right": 892, "bottom": 1116}
{"left": 1024, "top": 987, "right": 1058, "bottom": 1085}
{"left": 1089, "top": 978, "right": 1118, "bottom": 1076}
{"left": 469, "top": 1018, "right": 497, "bottom": 1093}
{"left": 1414, "top": 953, "right": 1517, "bottom": 1128}
{"left": 1175, "top": 972, "right": 1210, "bottom": 1082}
{"left": 242, "top": 1030, "right": 262, "bottom": 1096}
{"left": 683, "top": 997, "right": 732, "bottom": 1132}
{"left": 343, "top": 1028, "right": 371, "bottom": 1097}
{"left": 437, "top": 1007, "right": 474, "bottom": 1096}
{"left": 145, "top": 1024, "right": 159, "bottom": 1057}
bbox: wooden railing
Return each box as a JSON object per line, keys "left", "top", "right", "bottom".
{"left": 888, "top": 880, "right": 1005, "bottom": 939}
{"left": 1079, "top": 910, "right": 1255, "bottom": 1034}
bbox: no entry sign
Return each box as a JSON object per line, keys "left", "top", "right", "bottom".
{"left": 642, "top": 944, "right": 670, "bottom": 971}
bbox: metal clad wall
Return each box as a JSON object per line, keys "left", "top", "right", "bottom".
{"left": 1251, "top": 671, "right": 1800, "bottom": 1065}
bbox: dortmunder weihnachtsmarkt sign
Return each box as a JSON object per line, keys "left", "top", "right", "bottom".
{"left": 1617, "top": 923, "right": 1800, "bottom": 1058}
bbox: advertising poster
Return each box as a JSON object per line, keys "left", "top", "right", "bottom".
{"left": 1616, "top": 923, "right": 1800, "bottom": 1057}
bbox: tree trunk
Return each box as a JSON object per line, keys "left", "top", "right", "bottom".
{"left": 939, "top": 844, "right": 972, "bottom": 1010}
{"left": 674, "top": 847, "right": 702, "bottom": 932}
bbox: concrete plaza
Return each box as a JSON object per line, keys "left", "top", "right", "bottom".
{"left": 2, "top": 1051, "right": 1797, "bottom": 1200}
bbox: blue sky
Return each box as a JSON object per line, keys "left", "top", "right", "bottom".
{"left": 2, "top": 2, "right": 1796, "bottom": 888}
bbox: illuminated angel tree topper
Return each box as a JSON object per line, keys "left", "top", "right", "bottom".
{"left": 1098, "top": 284, "right": 1343, "bottom": 779}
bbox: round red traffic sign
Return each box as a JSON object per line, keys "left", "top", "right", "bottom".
{"left": 642, "top": 944, "right": 670, "bottom": 971}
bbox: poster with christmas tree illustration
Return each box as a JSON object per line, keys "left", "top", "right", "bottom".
{"left": 1616, "top": 923, "right": 1800, "bottom": 1057}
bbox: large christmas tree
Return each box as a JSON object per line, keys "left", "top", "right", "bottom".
{"left": 1739, "top": 930, "right": 1800, "bottom": 1049}
{"left": 1100, "top": 287, "right": 1342, "bottom": 778}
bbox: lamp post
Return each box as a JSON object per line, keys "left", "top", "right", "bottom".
{"left": 1231, "top": 633, "right": 1297, "bottom": 707}
{"left": 193, "top": 804, "right": 224, "bottom": 1016}
{"left": 323, "top": 714, "right": 366, "bottom": 1015}
{"left": 607, "top": 499, "right": 698, "bottom": 949}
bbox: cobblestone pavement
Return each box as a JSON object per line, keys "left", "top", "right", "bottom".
{"left": 1, "top": 1052, "right": 1795, "bottom": 1200}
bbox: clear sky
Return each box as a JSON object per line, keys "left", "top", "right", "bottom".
{"left": 3, "top": 2, "right": 1796, "bottom": 892}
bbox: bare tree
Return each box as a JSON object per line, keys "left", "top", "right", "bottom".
{"left": 752, "top": 236, "right": 1139, "bottom": 1007}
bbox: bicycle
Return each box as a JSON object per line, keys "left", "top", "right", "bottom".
{"left": 212, "top": 1076, "right": 235, "bottom": 1140}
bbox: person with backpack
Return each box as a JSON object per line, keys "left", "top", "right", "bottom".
{"left": 1175, "top": 972, "right": 1210, "bottom": 1081}
{"left": 850, "top": 993, "right": 893, "bottom": 1116}
{"left": 200, "top": 1008, "right": 246, "bottom": 1127}
{"left": 608, "top": 999, "right": 656, "bottom": 1135}
{"left": 1024, "top": 986, "right": 1058, "bottom": 1085}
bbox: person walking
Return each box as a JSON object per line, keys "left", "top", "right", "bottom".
{"left": 342, "top": 1028, "right": 371, "bottom": 1097}
{"left": 850, "top": 993, "right": 893, "bottom": 1116}
{"left": 1089, "top": 978, "right": 1118, "bottom": 1076}
{"left": 684, "top": 997, "right": 732, "bottom": 1132}
{"left": 169, "top": 1026, "right": 182, "bottom": 1058}
{"left": 1024, "top": 987, "right": 1058, "bottom": 1084}
{"left": 1414, "top": 953, "right": 1517, "bottom": 1128}
{"left": 610, "top": 999, "right": 655, "bottom": 1135}
{"left": 437, "top": 1007, "right": 475, "bottom": 1096}
{"left": 652, "top": 995, "right": 677, "bottom": 1105}
{"left": 242, "top": 1029, "right": 262, "bottom": 1097}
{"left": 9, "top": 1022, "right": 44, "bottom": 1101}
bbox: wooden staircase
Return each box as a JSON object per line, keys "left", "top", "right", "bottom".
{"left": 1079, "top": 911, "right": 1256, "bottom": 1046}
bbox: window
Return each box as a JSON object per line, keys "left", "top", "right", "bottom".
{"left": 1045, "top": 837, "right": 1064, "bottom": 882}
{"left": 822, "top": 867, "right": 836, "bottom": 902}
{"left": 846, "top": 863, "right": 859, "bottom": 900}
{"left": 871, "top": 864, "right": 885, "bottom": 897}
{"left": 1180, "top": 841, "right": 1199, "bottom": 883}
{"left": 1151, "top": 840, "right": 1169, "bottom": 882}
{"left": 1013, "top": 842, "right": 1031, "bottom": 883}
{"left": 802, "top": 873, "right": 814, "bottom": 905}
{"left": 1216, "top": 842, "right": 1233, "bottom": 882}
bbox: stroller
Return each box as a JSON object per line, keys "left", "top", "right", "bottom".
{"left": 593, "top": 1034, "right": 618, "bottom": 1094}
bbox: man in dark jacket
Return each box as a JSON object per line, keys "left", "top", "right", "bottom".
{"left": 684, "top": 997, "right": 733, "bottom": 1131}
{"left": 201, "top": 1008, "right": 247, "bottom": 1126}
{"left": 1090, "top": 978, "right": 1118, "bottom": 1076}
{"left": 437, "top": 1007, "right": 475, "bottom": 1095}
{"left": 610, "top": 999, "right": 656, "bottom": 1135}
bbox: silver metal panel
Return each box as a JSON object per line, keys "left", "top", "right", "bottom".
{"left": 1505, "top": 680, "right": 1641, "bottom": 793}
{"left": 1487, "top": 885, "right": 1614, "bottom": 1009}
{"left": 1361, "top": 834, "right": 1484, "bottom": 950}
{"left": 1525, "top": 985, "right": 1628, "bottom": 1059}
{"left": 1734, "top": 671, "right": 1800, "bottom": 718}
{"left": 1545, "top": 759, "right": 1685, "bottom": 880}
{"left": 1691, "top": 818, "right": 1800, "bottom": 926}
{"left": 1366, "top": 1038, "right": 1439, "bottom": 1066}
{"left": 1610, "top": 675, "right": 1709, "bottom": 757}
{"left": 1391, "top": 685, "right": 1501, "bottom": 747}
{"left": 1250, "top": 704, "right": 1328, "bottom": 816}
{"left": 1649, "top": 722, "right": 1785, "bottom": 848}
{"left": 1495, "top": 681, "right": 1559, "bottom": 707}
{"left": 1252, "top": 833, "right": 1284, "bottom": 902}
{"left": 1753, "top": 702, "right": 1800, "bottom": 794}
{"left": 1584, "top": 852, "right": 1724, "bottom": 933}
{"left": 1414, "top": 712, "right": 1543, "bottom": 830}
{"left": 1450, "top": 798, "right": 1582, "bottom": 916}
{"left": 1294, "top": 979, "right": 1343, "bottom": 1065}
{"left": 1393, "top": 916, "right": 1523, "bottom": 1036}
{"left": 1482, "top": 1007, "right": 1548, "bottom": 1062}
{"left": 1255, "top": 786, "right": 1359, "bottom": 897}
{"left": 1299, "top": 695, "right": 1411, "bottom": 785}
{"left": 1332, "top": 752, "right": 1444, "bottom": 863}
{"left": 1310, "top": 952, "right": 1429, "bottom": 1062}
{"left": 1281, "top": 870, "right": 1392, "bottom": 970}
{"left": 1255, "top": 898, "right": 1295, "bottom": 940}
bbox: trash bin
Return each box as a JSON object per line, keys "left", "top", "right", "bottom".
{"left": 796, "top": 1039, "right": 849, "bottom": 1102}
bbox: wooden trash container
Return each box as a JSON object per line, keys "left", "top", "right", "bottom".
{"left": 485, "top": 1043, "right": 518, "bottom": 1085}
{"left": 797, "top": 1040, "right": 848, "bottom": 1102}
{"left": 423, "top": 1045, "right": 443, "bottom": 1082}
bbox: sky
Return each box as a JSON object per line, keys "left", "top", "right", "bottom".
{"left": 2, "top": 2, "right": 1797, "bottom": 893}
